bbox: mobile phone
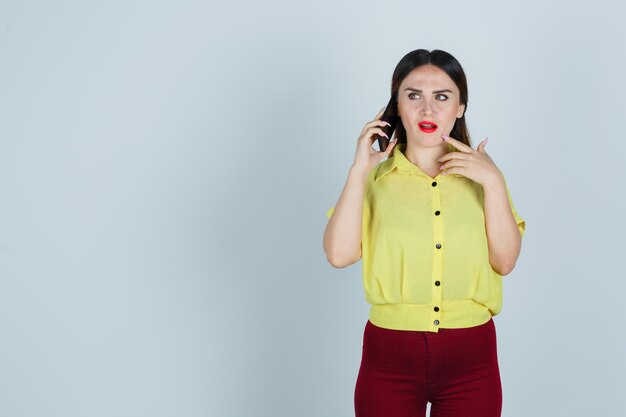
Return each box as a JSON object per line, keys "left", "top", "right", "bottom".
{"left": 376, "top": 94, "right": 400, "bottom": 152}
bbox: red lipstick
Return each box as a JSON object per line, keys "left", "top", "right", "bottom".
{"left": 418, "top": 120, "right": 438, "bottom": 133}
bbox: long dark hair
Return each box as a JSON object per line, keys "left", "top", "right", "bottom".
{"left": 391, "top": 49, "right": 472, "bottom": 147}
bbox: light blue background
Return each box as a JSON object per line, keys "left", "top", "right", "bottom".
{"left": 1, "top": 1, "right": 624, "bottom": 416}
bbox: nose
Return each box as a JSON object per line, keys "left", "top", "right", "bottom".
{"left": 422, "top": 100, "right": 435, "bottom": 116}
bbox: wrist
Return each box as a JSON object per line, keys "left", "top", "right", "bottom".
{"left": 349, "top": 164, "right": 370, "bottom": 179}
{"left": 483, "top": 171, "right": 505, "bottom": 190}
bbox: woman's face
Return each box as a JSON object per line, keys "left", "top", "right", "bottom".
{"left": 397, "top": 65, "right": 465, "bottom": 147}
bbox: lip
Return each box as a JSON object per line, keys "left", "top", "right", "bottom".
{"left": 418, "top": 120, "right": 438, "bottom": 133}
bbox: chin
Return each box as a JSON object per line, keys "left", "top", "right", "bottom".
{"left": 411, "top": 132, "right": 445, "bottom": 145}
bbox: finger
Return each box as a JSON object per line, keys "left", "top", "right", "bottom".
{"left": 441, "top": 165, "right": 464, "bottom": 176}
{"left": 367, "top": 107, "right": 391, "bottom": 127}
{"left": 362, "top": 117, "right": 391, "bottom": 134}
{"left": 375, "top": 107, "right": 393, "bottom": 126}
{"left": 369, "top": 119, "right": 391, "bottom": 128}
{"left": 438, "top": 151, "right": 467, "bottom": 163}
{"left": 366, "top": 126, "right": 389, "bottom": 140}
{"left": 477, "top": 137, "right": 488, "bottom": 153}
{"left": 440, "top": 159, "right": 467, "bottom": 172}
{"left": 384, "top": 138, "right": 397, "bottom": 158}
{"left": 442, "top": 135, "right": 474, "bottom": 153}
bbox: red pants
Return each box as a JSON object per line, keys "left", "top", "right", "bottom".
{"left": 355, "top": 317, "right": 502, "bottom": 417}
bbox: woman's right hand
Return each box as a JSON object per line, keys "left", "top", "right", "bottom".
{"left": 352, "top": 106, "right": 398, "bottom": 174}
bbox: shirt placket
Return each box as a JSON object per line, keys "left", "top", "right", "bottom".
{"left": 430, "top": 179, "right": 443, "bottom": 332}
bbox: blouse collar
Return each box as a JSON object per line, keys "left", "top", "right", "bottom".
{"left": 375, "top": 141, "right": 459, "bottom": 182}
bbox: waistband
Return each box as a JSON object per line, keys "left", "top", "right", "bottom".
{"left": 369, "top": 300, "right": 493, "bottom": 332}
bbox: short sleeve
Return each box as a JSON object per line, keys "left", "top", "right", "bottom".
{"left": 325, "top": 167, "right": 375, "bottom": 220}
{"left": 503, "top": 179, "right": 526, "bottom": 238}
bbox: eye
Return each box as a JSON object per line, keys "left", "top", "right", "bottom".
{"left": 408, "top": 93, "right": 449, "bottom": 101}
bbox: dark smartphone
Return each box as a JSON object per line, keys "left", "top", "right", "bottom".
{"left": 376, "top": 94, "right": 400, "bottom": 152}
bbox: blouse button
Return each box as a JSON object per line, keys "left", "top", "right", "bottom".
{"left": 435, "top": 210, "right": 440, "bottom": 215}
{"left": 435, "top": 243, "right": 441, "bottom": 249}
{"left": 432, "top": 181, "right": 437, "bottom": 187}
{"left": 434, "top": 306, "right": 439, "bottom": 312}
{"left": 434, "top": 320, "right": 440, "bottom": 325}
{"left": 435, "top": 280, "right": 441, "bottom": 286}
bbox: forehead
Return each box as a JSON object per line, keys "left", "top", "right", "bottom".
{"left": 400, "top": 65, "right": 458, "bottom": 92}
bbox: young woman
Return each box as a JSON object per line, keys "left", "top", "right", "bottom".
{"left": 323, "top": 49, "right": 526, "bottom": 417}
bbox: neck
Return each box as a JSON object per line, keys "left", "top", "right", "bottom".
{"left": 402, "top": 139, "right": 452, "bottom": 170}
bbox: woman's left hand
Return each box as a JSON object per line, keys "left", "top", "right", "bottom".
{"left": 438, "top": 135, "right": 503, "bottom": 187}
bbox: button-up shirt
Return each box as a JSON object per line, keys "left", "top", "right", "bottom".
{"left": 325, "top": 142, "right": 526, "bottom": 332}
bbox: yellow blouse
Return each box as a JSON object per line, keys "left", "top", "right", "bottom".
{"left": 326, "top": 142, "right": 525, "bottom": 332}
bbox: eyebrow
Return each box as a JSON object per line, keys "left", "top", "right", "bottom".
{"left": 404, "top": 88, "right": 454, "bottom": 94}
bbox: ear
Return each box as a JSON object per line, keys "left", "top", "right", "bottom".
{"left": 457, "top": 103, "right": 466, "bottom": 118}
